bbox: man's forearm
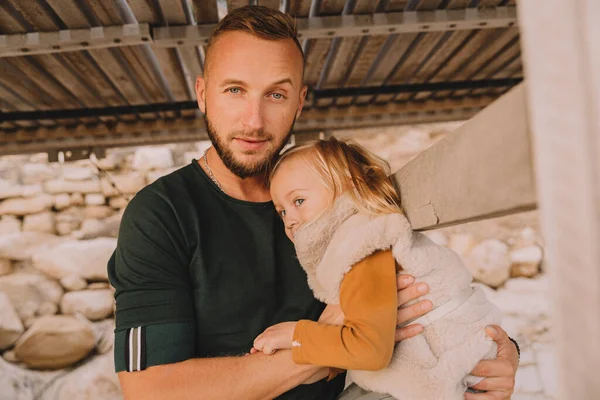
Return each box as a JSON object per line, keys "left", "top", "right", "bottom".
{"left": 118, "top": 350, "right": 322, "bottom": 400}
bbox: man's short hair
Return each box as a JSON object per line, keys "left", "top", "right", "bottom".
{"left": 205, "top": 5, "right": 305, "bottom": 76}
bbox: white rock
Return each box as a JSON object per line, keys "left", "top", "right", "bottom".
{"left": 423, "top": 231, "right": 447, "bottom": 247}
{"left": 22, "top": 211, "right": 55, "bottom": 234}
{"left": 108, "top": 195, "right": 129, "bottom": 209}
{"left": 0, "top": 231, "right": 63, "bottom": 261}
{"left": 20, "top": 164, "right": 59, "bottom": 184}
{"left": 60, "top": 274, "right": 88, "bottom": 291}
{"left": 132, "top": 147, "right": 174, "bottom": 170}
{"left": 0, "top": 259, "right": 12, "bottom": 276}
{"left": 55, "top": 206, "right": 84, "bottom": 235}
{"left": 0, "top": 351, "right": 65, "bottom": 398}
{"left": 21, "top": 184, "right": 44, "bottom": 197}
{"left": 61, "top": 290, "right": 114, "bottom": 321}
{"left": 0, "top": 179, "right": 24, "bottom": 200}
{"left": 88, "top": 282, "right": 110, "bottom": 290}
{"left": 14, "top": 315, "right": 95, "bottom": 369}
{"left": 503, "top": 276, "right": 549, "bottom": 294}
{"left": 465, "top": 239, "right": 511, "bottom": 288}
{"left": 146, "top": 167, "right": 179, "bottom": 184}
{"left": 32, "top": 237, "right": 116, "bottom": 281}
{"left": 84, "top": 205, "right": 114, "bottom": 219}
{"left": 36, "top": 301, "right": 58, "bottom": 316}
{"left": 0, "top": 194, "right": 54, "bottom": 216}
{"left": 2, "top": 349, "right": 18, "bottom": 363}
{"left": 44, "top": 179, "right": 102, "bottom": 195}
{"left": 510, "top": 245, "right": 543, "bottom": 278}
{"left": 182, "top": 151, "right": 203, "bottom": 163}
{"left": 72, "top": 215, "right": 120, "bottom": 240}
{"left": 196, "top": 140, "right": 212, "bottom": 155}
{"left": 100, "top": 172, "right": 146, "bottom": 197}
{"left": 448, "top": 233, "right": 477, "bottom": 258}
{"left": 85, "top": 193, "right": 106, "bottom": 206}
{"left": 536, "top": 347, "right": 558, "bottom": 397}
{"left": 0, "top": 271, "right": 63, "bottom": 321}
{"left": 491, "top": 288, "right": 551, "bottom": 318}
{"left": 61, "top": 166, "right": 95, "bottom": 181}
{"left": 92, "top": 319, "right": 115, "bottom": 355}
{"left": 0, "top": 215, "right": 21, "bottom": 235}
{"left": 70, "top": 192, "right": 84, "bottom": 206}
{"left": 0, "top": 291, "right": 24, "bottom": 350}
{"left": 41, "top": 352, "right": 122, "bottom": 400}
{"left": 514, "top": 365, "right": 543, "bottom": 393}
{"left": 53, "top": 193, "right": 71, "bottom": 210}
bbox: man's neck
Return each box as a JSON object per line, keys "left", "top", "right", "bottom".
{"left": 201, "top": 147, "right": 272, "bottom": 203}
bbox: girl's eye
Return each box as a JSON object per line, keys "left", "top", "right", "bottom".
{"left": 294, "top": 198, "right": 304, "bottom": 207}
{"left": 279, "top": 209, "right": 286, "bottom": 217}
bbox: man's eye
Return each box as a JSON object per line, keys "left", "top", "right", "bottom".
{"left": 271, "top": 93, "right": 285, "bottom": 100}
{"left": 294, "top": 198, "right": 304, "bottom": 206}
{"left": 228, "top": 87, "right": 241, "bottom": 94}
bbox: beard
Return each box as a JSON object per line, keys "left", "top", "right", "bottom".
{"left": 204, "top": 109, "right": 296, "bottom": 179}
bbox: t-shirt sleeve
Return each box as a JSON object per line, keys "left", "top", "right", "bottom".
{"left": 291, "top": 250, "right": 397, "bottom": 371}
{"left": 108, "top": 188, "right": 196, "bottom": 372}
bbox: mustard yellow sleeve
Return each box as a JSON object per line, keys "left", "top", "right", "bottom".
{"left": 292, "top": 250, "right": 397, "bottom": 371}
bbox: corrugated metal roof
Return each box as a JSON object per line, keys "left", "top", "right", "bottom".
{"left": 0, "top": 0, "right": 521, "bottom": 155}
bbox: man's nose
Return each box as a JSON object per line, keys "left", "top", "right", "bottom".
{"left": 242, "top": 97, "right": 264, "bottom": 131}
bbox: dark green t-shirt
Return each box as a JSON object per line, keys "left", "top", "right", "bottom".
{"left": 108, "top": 160, "right": 345, "bottom": 399}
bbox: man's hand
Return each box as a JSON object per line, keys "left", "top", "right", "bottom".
{"left": 253, "top": 322, "right": 297, "bottom": 355}
{"left": 395, "top": 274, "right": 432, "bottom": 342}
{"left": 465, "top": 325, "right": 519, "bottom": 399}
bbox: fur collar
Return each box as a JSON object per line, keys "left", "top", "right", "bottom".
{"left": 293, "top": 194, "right": 413, "bottom": 303}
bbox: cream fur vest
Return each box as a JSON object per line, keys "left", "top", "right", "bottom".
{"left": 294, "top": 195, "right": 502, "bottom": 400}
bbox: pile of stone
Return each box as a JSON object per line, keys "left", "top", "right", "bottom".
{"left": 0, "top": 143, "right": 209, "bottom": 399}
{"left": 0, "top": 129, "right": 552, "bottom": 399}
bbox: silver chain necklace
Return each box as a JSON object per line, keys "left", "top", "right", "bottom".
{"left": 203, "top": 148, "right": 226, "bottom": 194}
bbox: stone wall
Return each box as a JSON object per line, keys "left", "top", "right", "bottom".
{"left": 0, "top": 123, "right": 554, "bottom": 399}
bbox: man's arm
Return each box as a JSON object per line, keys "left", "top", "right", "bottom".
{"left": 110, "top": 190, "right": 328, "bottom": 399}
{"left": 118, "top": 350, "right": 324, "bottom": 400}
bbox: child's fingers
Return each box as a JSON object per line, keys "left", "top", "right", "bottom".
{"left": 249, "top": 347, "right": 258, "bottom": 354}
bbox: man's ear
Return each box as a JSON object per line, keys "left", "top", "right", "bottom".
{"left": 196, "top": 76, "right": 207, "bottom": 113}
{"left": 296, "top": 85, "right": 308, "bottom": 119}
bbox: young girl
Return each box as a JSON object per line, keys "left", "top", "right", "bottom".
{"left": 252, "top": 137, "right": 502, "bottom": 400}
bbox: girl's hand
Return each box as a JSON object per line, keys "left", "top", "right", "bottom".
{"left": 395, "top": 274, "right": 432, "bottom": 342}
{"left": 465, "top": 326, "right": 519, "bottom": 399}
{"left": 253, "top": 322, "right": 297, "bottom": 355}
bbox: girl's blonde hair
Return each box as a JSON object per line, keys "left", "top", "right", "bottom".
{"left": 270, "top": 137, "right": 404, "bottom": 216}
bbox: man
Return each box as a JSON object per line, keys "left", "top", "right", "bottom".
{"left": 109, "top": 6, "right": 518, "bottom": 399}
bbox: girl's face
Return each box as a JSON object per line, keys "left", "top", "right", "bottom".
{"left": 270, "top": 155, "right": 334, "bottom": 242}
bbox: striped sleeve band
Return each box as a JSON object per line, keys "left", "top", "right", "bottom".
{"left": 124, "top": 326, "right": 146, "bottom": 372}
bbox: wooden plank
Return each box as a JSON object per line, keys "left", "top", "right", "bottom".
{"left": 258, "top": 0, "right": 281, "bottom": 10}
{"left": 396, "top": 29, "right": 473, "bottom": 101}
{"left": 304, "top": 38, "right": 334, "bottom": 86}
{"left": 289, "top": 0, "right": 312, "bottom": 17}
{"left": 518, "top": 1, "right": 600, "bottom": 397}
{"left": 416, "top": 0, "right": 444, "bottom": 11}
{"left": 4, "top": 0, "right": 60, "bottom": 31}
{"left": 353, "top": 0, "right": 381, "bottom": 14}
{"left": 193, "top": 0, "right": 219, "bottom": 23}
{"left": 319, "top": 0, "right": 347, "bottom": 15}
{"left": 394, "top": 83, "right": 536, "bottom": 230}
{"left": 226, "top": 0, "right": 250, "bottom": 12}
{"left": 387, "top": 0, "right": 410, "bottom": 11}
{"left": 447, "top": 0, "right": 471, "bottom": 8}
{"left": 157, "top": 0, "right": 188, "bottom": 24}
{"left": 152, "top": 47, "right": 193, "bottom": 101}
{"left": 373, "top": 31, "right": 444, "bottom": 103}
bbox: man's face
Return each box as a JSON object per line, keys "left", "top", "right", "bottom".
{"left": 196, "top": 31, "right": 307, "bottom": 178}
